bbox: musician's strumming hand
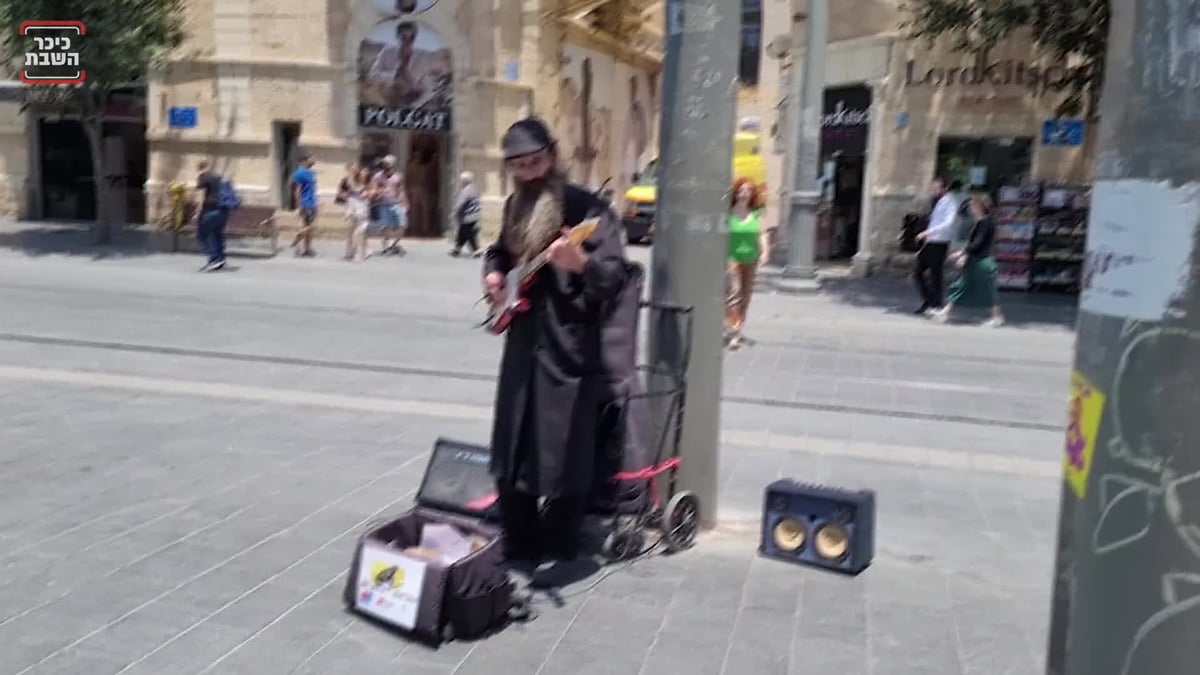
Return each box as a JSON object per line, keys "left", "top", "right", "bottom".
{"left": 484, "top": 271, "right": 506, "bottom": 306}
{"left": 548, "top": 227, "right": 588, "bottom": 274}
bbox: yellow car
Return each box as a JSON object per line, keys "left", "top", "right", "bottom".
{"left": 621, "top": 130, "right": 767, "bottom": 244}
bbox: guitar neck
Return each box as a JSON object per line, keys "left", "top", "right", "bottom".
{"left": 518, "top": 251, "right": 550, "bottom": 283}
{"left": 514, "top": 218, "right": 597, "bottom": 283}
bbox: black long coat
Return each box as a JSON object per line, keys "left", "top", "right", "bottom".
{"left": 483, "top": 184, "right": 628, "bottom": 499}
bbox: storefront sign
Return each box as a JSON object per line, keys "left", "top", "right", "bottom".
{"left": 1041, "top": 119, "right": 1085, "bottom": 147}
{"left": 360, "top": 105, "right": 451, "bottom": 131}
{"left": 821, "top": 85, "right": 871, "bottom": 156}
{"left": 957, "top": 94, "right": 1025, "bottom": 112}
{"left": 905, "top": 58, "right": 1080, "bottom": 91}
{"left": 357, "top": 19, "right": 454, "bottom": 132}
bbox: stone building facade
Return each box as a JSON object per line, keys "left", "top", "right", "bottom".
{"left": 741, "top": 0, "right": 1096, "bottom": 273}
{"left": 0, "top": 0, "right": 662, "bottom": 238}
{"left": 145, "top": 0, "right": 662, "bottom": 237}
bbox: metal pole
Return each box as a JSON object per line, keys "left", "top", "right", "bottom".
{"left": 1044, "top": 2, "right": 1200, "bottom": 674}
{"left": 776, "top": 0, "right": 826, "bottom": 292}
{"left": 648, "top": 0, "right": 738, "bottom": 530}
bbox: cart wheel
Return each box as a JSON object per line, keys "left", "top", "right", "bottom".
{"left": 602, "top": 528, "right": 641, "bottom": 562}
{"left": 662, "top": 491, "right": 700, "bottom": 552}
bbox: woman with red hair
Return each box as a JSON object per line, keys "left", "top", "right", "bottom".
{"left": 725, "top": 178, "right": 770, "bottom": 349}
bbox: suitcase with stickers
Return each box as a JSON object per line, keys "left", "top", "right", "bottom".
{"left": 343, "top": 438, "right": 530, "bottom": 644}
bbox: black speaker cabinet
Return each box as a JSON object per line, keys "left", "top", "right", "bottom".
{"left": 759, "top": 479, "right": 875, "bottom": 575}
{"left": 416, "top": 438, "right": 499, "bottom": 521}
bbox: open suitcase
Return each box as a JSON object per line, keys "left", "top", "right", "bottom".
{"left": 343, "top": 438, "right": 529, "bottom": 644}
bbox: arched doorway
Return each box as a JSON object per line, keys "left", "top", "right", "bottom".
{"left": 353, "top": 13, "right": 455, "bottom": 238}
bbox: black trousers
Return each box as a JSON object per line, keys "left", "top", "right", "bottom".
{"left": 496, "top": 376, "right": 585, "bottom": 563}
{"left": 454, "top": 220, "right": 479, "bottom": 252}
{"left": 497, "top": 489, "right": 585, "bottom": 563}
{"left": 914, "top": 242, "right": 950, "bottom": 308}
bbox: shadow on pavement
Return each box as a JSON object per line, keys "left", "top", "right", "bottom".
{"left": 820, "top": 275, "right": 1080, "bottom": 330}
{"left": 0, "top": 222, "right": 165, "bottom": 260}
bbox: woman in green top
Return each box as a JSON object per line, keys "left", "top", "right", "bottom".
{"left": 725, "top": 178, "right": 771, "bottom": 350}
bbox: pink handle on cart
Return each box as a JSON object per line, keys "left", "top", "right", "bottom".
{"left": 612, "top": 456, "right": 681, "bottom": 482}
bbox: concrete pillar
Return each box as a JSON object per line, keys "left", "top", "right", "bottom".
{"left": 851, "top": 77, "right": 885, "bottom": 277}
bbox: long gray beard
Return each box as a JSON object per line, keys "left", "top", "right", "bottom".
{"left": 504, "top": 175, "right": 564, "bottom": 266}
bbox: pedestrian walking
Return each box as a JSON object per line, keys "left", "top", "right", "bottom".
{"left": 913, "top": 177, "right": 962, "bottom": 314}
{"left": 290, "top": 153, "right": 319, "bottom": 257}
{"left": 369, "top": 155, "right": 408, "bottom": 256}
{"left": 339, "top": 163, "right": 372, "bottom": 262}
{"left": 449, "top": 171, "right": 482, "bottom": 257}
{"left": 724, "top": 177, "right": 770, "bottom": 351}
{"left": 191, "top": 160, "right": 228, "bottom": 272}
{"left": 481, "top": 118, "right": 628, "bottom": 579}
{"left": 934, "top": 193, "right": 1005, "bottom": 327}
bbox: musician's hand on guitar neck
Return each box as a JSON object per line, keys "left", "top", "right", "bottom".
{"left": 547, "top": 227, "right": 588, "bottom": 274}
{"left": 483, "top": 271, "right": 506, "bottom": 306}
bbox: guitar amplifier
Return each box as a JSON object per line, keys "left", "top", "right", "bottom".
{"left": 417, "top": 438, "right": 500, "bottom": 521}
{"left": 759, "top": 479, "right": 875, "bottom": 575}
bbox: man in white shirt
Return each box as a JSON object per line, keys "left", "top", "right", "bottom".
{"left": 913, "top": 177, "right": 962, "bottom": 314}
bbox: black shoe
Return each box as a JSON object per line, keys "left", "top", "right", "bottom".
{"left": 914, "top": 304, "right": 930, "bottom": 315}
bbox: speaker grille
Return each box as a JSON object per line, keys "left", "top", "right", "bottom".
{"left": 772, "top": 517, "right": 807, "bottom": 553}
{"left": 814, "top": 523, "right": 850, "bottom": 561}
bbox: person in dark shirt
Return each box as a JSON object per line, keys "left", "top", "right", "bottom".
{"left": 934, "top": 193, "right": 1005, "bottom": 327}
{"left": 192, "top": 160, "right": 227, "bottom": 272}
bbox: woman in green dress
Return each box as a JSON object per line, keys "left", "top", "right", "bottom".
{"left": 935, "top": 193, "right": 1005, "bottom": 327}
{"left": 725, "top": 178, "right": 771, "bottom": 350}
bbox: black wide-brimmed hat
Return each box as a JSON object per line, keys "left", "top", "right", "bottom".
{"left": 501, "top": 118, "right": 556, "bottom": 160}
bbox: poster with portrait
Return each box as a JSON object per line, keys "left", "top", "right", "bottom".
{"left": 357, "top": 19, "right": 453, "bottom": 132}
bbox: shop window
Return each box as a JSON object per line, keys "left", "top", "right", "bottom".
{"left": 273, "top": 121, "right": 302, "bottom": 209}
{"left": 740, "top": 0, "right": 762, "bottom": 87}
{"left": 936, "top": 136, "right": 1033, "bottom": 196}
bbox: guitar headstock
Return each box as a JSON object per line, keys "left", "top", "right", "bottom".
{"left": 568, "top": 218, "right": 600, "bottom": 244}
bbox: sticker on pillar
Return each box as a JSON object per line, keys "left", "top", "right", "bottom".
{"left": 1080, "top": 179, "right": 1200, "bottom": 321}
{"left": 358, "top": 19, "right": 453, "bottom": 132}
{"left": 1063, "top": 370, "right": 1105, "bottom": 500}
{"left": 666, "top": 1, "right": 720, "bottom": 35}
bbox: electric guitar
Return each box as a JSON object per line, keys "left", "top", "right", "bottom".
{"left": 483, "top": 218, "right": 599, "bottom": 335}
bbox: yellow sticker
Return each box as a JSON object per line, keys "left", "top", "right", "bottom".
{"left": 1063, "top": 371, "right": 1105, "bottom": 499}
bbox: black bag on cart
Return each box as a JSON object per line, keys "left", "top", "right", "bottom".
{"left": 590, "top": 261, "right": 655, "bottom": 515}
{"left": 343, "top": 438, "right": 528, "bottom": 644}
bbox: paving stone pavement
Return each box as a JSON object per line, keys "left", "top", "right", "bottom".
{"left": 0, "top": 231, "right": 1076, "bottom": 674}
